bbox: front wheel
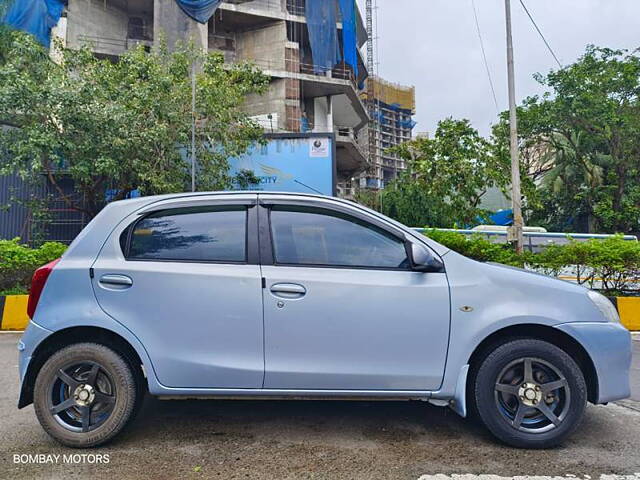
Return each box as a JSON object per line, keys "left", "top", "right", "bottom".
{"left": 472, "top": 338, "right": 587, "bottom": 449}
{"left": 33, "top": 343, "right": 138, "bottom": 448}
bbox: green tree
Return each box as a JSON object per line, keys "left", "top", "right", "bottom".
{"left": 0, "top": 29, "right": 268, "bottom": 218}
{"left": 381, "top": 118, "right": 510, "bottom": 227}
{"left": 356, "top": 179, "right": 448, "bottom": 228}
{"left": 497, "top": 46, "right": 640, "bottom": 233}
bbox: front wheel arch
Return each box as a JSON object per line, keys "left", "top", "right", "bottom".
{"left": 466, "top": 324, "right": 598, "bottom": 405}
{"left": 19, "top": 326, "right": 147, "bottom": 409}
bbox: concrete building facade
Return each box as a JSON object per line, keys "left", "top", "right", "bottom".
{"left": 60, "top": 0, "right": 370, "bottom": 186}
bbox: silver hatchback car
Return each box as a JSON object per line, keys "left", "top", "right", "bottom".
{"left": 18, "top": 192, "right": 631, "bottom": 448}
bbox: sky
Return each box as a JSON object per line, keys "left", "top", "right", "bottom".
{"left": 356, "top": 0, "right": 640, "bottom": 136}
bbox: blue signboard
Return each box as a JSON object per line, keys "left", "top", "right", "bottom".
{"left": 228, "top": 134, "right": 336, "bottom": 196}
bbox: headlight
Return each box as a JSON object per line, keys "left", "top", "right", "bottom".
{"left": 587, "top": 290, "right": 621, "bottom": 323}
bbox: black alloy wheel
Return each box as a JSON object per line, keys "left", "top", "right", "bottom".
{"left": 473, "top": 338, "right": 587, "bottom": 449}
{"left": 34, "top": 343, "right": 138, "bottom": 447}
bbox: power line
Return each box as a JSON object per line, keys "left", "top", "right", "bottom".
{"left": 518, "top": 0, "right": 563, "bottom": 68}
{"left": 470, "top": 0, "right": 500, "bottom": 112}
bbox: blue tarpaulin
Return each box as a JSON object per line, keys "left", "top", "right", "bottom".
{"left": 338, "top": 0, "right": 357, "bottom": 78}
{"left": 1, "top": 0, "right": 65, "bottom": 48}
{"left": 490, "top": 209, "right": 513, "bottom": 226}
{"left": 175, "top": 0, "right": 222, "bottom": 24}
{"left": 398, "top": 119, "right": 417, "bottom": 129}
{"left": 475, "top": 209, "right": 513, "bottom": 227}
{"left": 305, "top": 0, "right": 340, "bottom": 74}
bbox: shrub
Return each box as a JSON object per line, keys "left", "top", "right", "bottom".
{"left": 424, "top": 229, "right": 525, "bottom": 267}
{"left": 0, "top": 238, "right": 67, "bottom": 293}
{"left": 424, "top": 230, "right": 640, "bottom": 296}
{"left": 0, "top": 285, "right": 28, "bottom": 295}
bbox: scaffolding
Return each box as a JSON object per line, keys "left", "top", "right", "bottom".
{"left": 368, "top": 76, "right": 416, "bottom": 114}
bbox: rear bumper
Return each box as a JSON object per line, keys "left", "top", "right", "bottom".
{"left": 556, "top": 321, "right": 632, "bottom": 404}
{"left": 17, "top": 320, "right": 53, "bottom": 408}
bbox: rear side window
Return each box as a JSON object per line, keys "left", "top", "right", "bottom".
{"left": 269, "top": 206, "right": 409, "bottom": 269}
{"left": 124, "top": 206, "right": 247, "bottom": 263}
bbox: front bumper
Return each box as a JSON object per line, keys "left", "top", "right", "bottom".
{"left": 556, "top": 321, "right": 632, "bottom": 404}
{"left": 17, "top": 320, "right": 53, "bottom": 408}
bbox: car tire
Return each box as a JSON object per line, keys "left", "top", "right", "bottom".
{"left": 472, "top": 338, "right": 587, "bottom": 449}
{"left": 33, "top": 343, "right": 138, "bottom": 448}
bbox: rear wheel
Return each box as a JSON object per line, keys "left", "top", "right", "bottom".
{"left": 33, "top": 343, "right": 138, "bottom": 448}
{"left": 472, "top": 338, "right": 587, "bottom": 449}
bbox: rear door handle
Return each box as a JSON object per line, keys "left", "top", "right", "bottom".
{"left": 99, "top": 274, "right": 133, "bottom": 288}
{"left": 269, "top": 283, "right": 306, "bottom": 299}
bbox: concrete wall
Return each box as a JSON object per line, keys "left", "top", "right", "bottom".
{"left": 236, "top": 22, "right": 290, "bottom": 131}
{"left": 154, "top": 0, "right": 207, "bottom": 51}
{"left": 243, "top": 79, "right": 287, "bottom": 131}
{"left": 236, "top": 22, "right": 287, "bottom": 70}
{"left": 66, "top": 0, "right": 129, "bottom": 56}
{"left": 208, "top": 30, "right": 237, "bottom": 63}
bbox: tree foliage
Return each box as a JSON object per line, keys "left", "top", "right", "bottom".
{"left": 378, "top": 46, "right": 640, "bottom": 235}
{"left": 375, "top": 118, "right": 510, "bottom": 227}
{"left": 494, "top": 46, "right": 640, "bottom": 234}
{"left": 0, "top": 29, "right": 269, "bottom": 217}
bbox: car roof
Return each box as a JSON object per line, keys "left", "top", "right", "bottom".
{"left": 107, "top": 191, "right": 450, "bottom": 257}
{"left": 113, "top": 190, "right": 333, "bottom": 202}
{"left": 111, "top": 191, "right": 361, "bottom": 211}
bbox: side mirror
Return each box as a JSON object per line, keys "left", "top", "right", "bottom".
{"left": 408, "top": 242, "right": 444, "bottom": 273}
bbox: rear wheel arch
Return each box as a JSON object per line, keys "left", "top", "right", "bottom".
{"left": 466, "top": 324, "right": 598, "bottom": 405}
{"left": 19, "top": 326, "right": 147, "bottom": 409}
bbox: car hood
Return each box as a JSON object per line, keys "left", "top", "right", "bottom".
{"left": 481, "top": 259, "right": 587, "bottom": 293}
{"left": 442, "top": 250, "right": 605, "bottom": 326}
{"left": 486, "top": 261, "right": 579, "bottom": 286}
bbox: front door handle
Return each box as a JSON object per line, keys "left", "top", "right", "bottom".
{"left": 99, "top": 274, "right": 133, "bottom": 288}
{"left": 270, "top": 283, "right": 306, "bottom": 299}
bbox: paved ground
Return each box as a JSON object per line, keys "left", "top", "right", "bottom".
{"left": 1, "top": 332, "right": 639, "bottom": 480}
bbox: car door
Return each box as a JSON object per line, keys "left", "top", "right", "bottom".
{"left": 91, "top": 196, "right": 264, "bottom": 389}
{"left": 259, "top": 198, "right": 451, "bottom": 391}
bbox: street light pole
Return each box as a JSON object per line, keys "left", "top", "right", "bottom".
{"left": 505, "top": 0, "right": 524, "bottom": 253}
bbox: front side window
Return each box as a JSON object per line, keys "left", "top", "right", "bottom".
{"left": 270, "top": 206, "right": 409, "bottom": 269}
{"left": 126, "top": 206, "right": 246, "bottom": 262}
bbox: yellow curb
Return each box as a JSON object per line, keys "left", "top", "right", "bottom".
{"left": 617, "top": 297, "right": 640, "bottom": 331}
{"left": 1, "top": 295, "right": 30, "bottom": 331}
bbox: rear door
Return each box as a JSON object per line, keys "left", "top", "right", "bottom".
{"left": 259, "top": 198, "right": 451, "bottom": 391}
{"left": 91, "top": 195, "right": 264, "bottom": 389}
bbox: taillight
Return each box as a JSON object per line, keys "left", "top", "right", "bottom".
{"left": 27, "top": 258, "right": 60, "bottom": 319}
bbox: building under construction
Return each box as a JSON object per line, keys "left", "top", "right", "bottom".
{"left": 2, "top": 0, "right": 372, "bottom": 242}
{"left": 57, "top": 0, "right": 415, "bottom": 194}
{"left": 361, "top": 76, "right": 416, "bottom": 190}
{"left": 60, "top": 0, "right": 370, "bottom": 183}
{"left": 1, "top": 0, "right": 416, "bottom": 242}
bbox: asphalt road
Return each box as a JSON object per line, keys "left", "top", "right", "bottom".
{"left": 1, "top": 332, "right": 639, "bottom": 480}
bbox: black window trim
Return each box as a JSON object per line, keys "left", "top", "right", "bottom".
{"left": 121, "top": 203, "right": 258, "bottom": 265}
{"left": 261, "top": 202, "right": 414, "bottom": 272}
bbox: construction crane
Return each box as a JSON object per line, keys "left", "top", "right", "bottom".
{"left": 366, "top": 0, "right": 375, "bottom": 82}
{"left": 365, "top": 0, "right": 379, "bottom": 186}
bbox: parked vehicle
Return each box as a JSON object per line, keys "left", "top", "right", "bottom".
{"left": 17, "top": 192, "right": 631, "bottom": 448}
